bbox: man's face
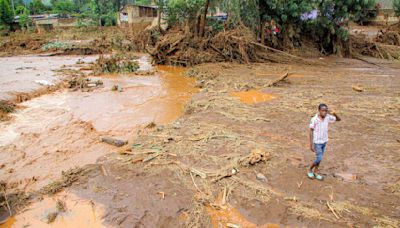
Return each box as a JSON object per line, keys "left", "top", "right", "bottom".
{"left": 319, "top": 107, "right": 328, "bottom": 117}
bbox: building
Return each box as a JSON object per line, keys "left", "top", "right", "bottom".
{"left": 35, "top": 16, "right": 77, "bottom": 33}
{"left": 117, "top": 4, "right": 158, "bottom": 27}
{"left": 375, "top": 0, "right": 399, "bottom": 24}
{"left": 14, "top": 14, "right": 77, "bottom": 33}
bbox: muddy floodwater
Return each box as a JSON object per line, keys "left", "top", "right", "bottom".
{"left": 1, "top": 192, "right": 107, "bottom": 228}
{"left": 0, "top": 55, "right": 197, "bottom": 195}
{"left": 0, "top": 55, "right": 97, "bottom": 101}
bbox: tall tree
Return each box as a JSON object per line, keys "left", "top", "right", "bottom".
{"left": 29, "top": 0, "right": 49, "bottom": 14}
{"left": 0, "top": 0, "right": 14, "bottom": 29}
{"left": 198, "top": 0, "right": 208, "bottom": 36}
{"left": 16, "top": 5, "right": 31, "bottom": 29}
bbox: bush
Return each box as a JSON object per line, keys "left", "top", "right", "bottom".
{"left": 0, "top": 0, "right": 13, "bottom": 29}
{"left": 41, "top": 41, "right": 72, "bottom": 51}
{"left": 93, "top": 54, "right": 140, "bottom": 74}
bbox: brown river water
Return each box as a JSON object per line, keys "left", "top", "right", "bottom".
{"left": 0, "top": 54, "right": 197, "bottom": 227}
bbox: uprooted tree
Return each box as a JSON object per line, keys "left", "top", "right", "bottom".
{"left": 159, "top": 0, "right": 380, "bottom": 57}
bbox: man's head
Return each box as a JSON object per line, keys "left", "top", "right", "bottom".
{"left": 318, "top": 103, "right": 328, "bottom": 117}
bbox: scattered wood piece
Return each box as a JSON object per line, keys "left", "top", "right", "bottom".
{"left": 284, "top": 196, "right": 298, "bottom": 202}
{"left": 145, "top": 122, "right": 156, "bottom": 128}
{"left": 157, "top": 191, "right": 165, "bottom": 199}
{"left": 119, "top": 150, "right": 135, "bottom": 155}
{"left": 221, "top": 186, "right": 227, "bottom": 206}
{"left": 352, "top": 85, "right": 364, "bottom": 92}
{"left": 227, "top": 223, "right": 241, "bottom": 228}
{"left": 326, "top": 201, "right": 340, "bottom": 219}
{"left": 297, "top": 181, "right": 303, "bottom": 189}
{"left": 266, "top": 72, "right": 289, "bottom": 87}
{"left": 100, "top": 165, "right": 108, "bottom": 176}
{"left": 190, "top": 168, "right": 207, "bottom": 179}
{"left": 210, "top": 45, "right": 230, "bottom": 60}
{"left": 189, "top": 171, "right": 202, "bottom": 192}
{"left": 211, "top": 168, "right": 238, "bottom": 183}
{"left": 131, "top": 157, "right": 145, "bottom": 164}
{"left": 142, "top": 153, "right": 160, "bottom": 163}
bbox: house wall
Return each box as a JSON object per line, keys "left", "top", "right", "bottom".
{"left": 118, "top": 5, "right": 158, "bottom": 27}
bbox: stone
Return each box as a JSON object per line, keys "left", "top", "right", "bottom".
{"left": 256, "top": 173, "right": 267, "bottom": 181}
{"left": 101, "top": 137, "right": 128, "bottom": 147}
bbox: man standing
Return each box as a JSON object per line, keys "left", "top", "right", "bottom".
{"left": 308, "top": 104, "right": 341, "bottom": 180}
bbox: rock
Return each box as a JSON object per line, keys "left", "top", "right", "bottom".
{"left": 101, "top": 137, "right": 128, "bottom": 147}
{"left": 334, "top": 173, "right": 357, "bottom": 182}
{"left": 256, "top": 173, "right": 267, "bottom": 181}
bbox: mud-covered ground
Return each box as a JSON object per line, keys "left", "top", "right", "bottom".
{"left": 5, "top": 56, "right": 398, "bottom": 227}
{"left": 1, "top": 52, "right": 399, "bottom": 227}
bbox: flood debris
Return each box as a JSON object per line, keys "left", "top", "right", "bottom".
{"left": 101, "top": 137, "right": 128, "bottom": 147}
{"left": 352, "top": 85, "right": 364, "bottom": 92}
{"left": 150, "top": 26, "right": 308, "bottom": 66}
{"left": 40, "top": 167, "right": 88, "bottom": 195}
{"left": 239, "top": 148, "right": 270, "bottom": 167}
{"left": 0, "top": 101, "right": 16, "bottom": 120}
{"left": 67, "top": 76, "right": 103, "bottom": 91}
{"left": 266, "top": 72, "right": 290, "bottom": 87}
{"left": 111, "top": 84, "right": 123, "bottom": 92}
{"left": 92, "top": 54, "right": 140, "bottom": 74}
{"left": 46, "top": 211, "right": 58, "bottom": 223}
{"left": 352, "top": 34, "right": 400, "bottom": 60}
{"left": 56, "top": 199, "right": 67, "bottom": 212}
{"left": 0, "top": 182, "right": 31, "bottom": 219}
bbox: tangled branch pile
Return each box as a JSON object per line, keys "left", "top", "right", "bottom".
{"left": 352, "top": 34, "right": 400, "bottom": 60}
{"left": 377, "top": 23, "right": 400, "bottom": 45}
{"left": 92, "top": 54, "right": 140, "bottom": 74}
{"left": 149, "top": 27, "right": 307, "bottom": 66}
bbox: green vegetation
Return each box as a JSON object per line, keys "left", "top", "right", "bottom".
{"left": 0, "top": 0, "right": 384, "bottom": 56}
{"left": 93, "top": 54, "right": 140, "bottom": 74}
{"left": 16, "top": 6, "right": 32, "bottom": 29}
{"left": 394, "top": 0, "right": 400, "bottom": 16}
{"left": 41, "top": 41, "right": 72, "bottom": 50}
{"left": 0, "top": 0, "right": 13, "bottom": 29}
